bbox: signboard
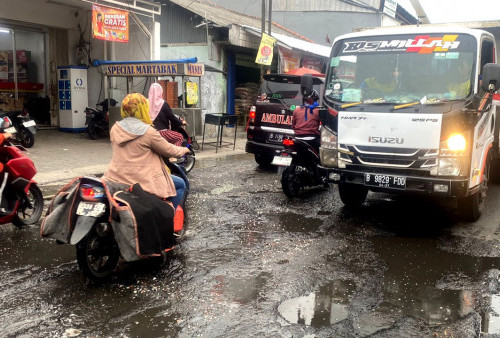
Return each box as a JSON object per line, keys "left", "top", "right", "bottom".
{"left": 383, "top": 0, "right": 397, "bottom": 18}
{"left": 255, "top": 33, "right": 277, "bottom": 66}
{"left": 92, "top": 4, "right": 129, "bottom": 43}
{"left": 104, "top": 63, "right": 205, "bottom": 77}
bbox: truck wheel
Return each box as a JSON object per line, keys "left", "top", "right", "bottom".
{"left": 255, "top": 154, "right": 273, "bottom": 167}
{"left": 338, "top": 183, "right": 368, "bottom": 206}
{"left": 459, "top": 155, "right": 490, "bottom": 222}
{"left": 282, "top": 164, "right": 301, "bottom": 197}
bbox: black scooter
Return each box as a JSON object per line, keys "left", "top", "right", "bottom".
{"left": 273, "top": 135, "right": 327, "bottom": 197}
{"left": 41, "top": 162, "right": 189, "bottom": 280}
{"left": 85, "top": 99, "right": 117, "bottom": 140}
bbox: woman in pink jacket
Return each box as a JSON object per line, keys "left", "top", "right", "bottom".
{"left": 102, "top": 93, "right": 190, "bottom": 209}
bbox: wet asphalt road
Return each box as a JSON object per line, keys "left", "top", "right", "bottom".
{"left": 2, "top": 154, "right": 500, "bottom": 336}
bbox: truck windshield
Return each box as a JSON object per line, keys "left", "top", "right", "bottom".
{"left": 325, "top": 33, "right": 477, "bottom": 104}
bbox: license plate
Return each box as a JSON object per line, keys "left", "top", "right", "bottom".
{"left": 364, "top": 173, "right": 406, "bottom": 189}
{"left": 267, "top": 133, "right": 284, "bottom": 144}
{"left": 23, "top": 120, "right": 36, "bottom": 128}
{"left": 272, "top": 155, "right": 292, "bottom": 166}
{"left": 76, "top": 202, "right": 106, "bottom": 217}
{"left": 4, "top": 127, "right": 16, "bottom": 134}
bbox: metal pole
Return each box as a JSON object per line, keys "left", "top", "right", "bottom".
{"left": 11, "top": 29, "right": 18, "bottom": 100}
{"left": 268, "top": 0, "right": 272, "bottom": 36}
{"left": 260, "top": 0, "right": 266, "bottom": 81}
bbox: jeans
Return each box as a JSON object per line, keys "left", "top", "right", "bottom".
{"left": 169, "top": 175, "right": 186, "bottom": 210}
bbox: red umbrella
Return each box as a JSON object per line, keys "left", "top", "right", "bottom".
{"left": 285, "top": 67, "right": 325, "bottom": 77}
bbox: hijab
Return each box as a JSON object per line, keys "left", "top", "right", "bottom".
{"left": 121, "top": 93, "right": 152, "bottom": 125}
{"left": 148, "top": 83, "right": 165, "bottom": 121}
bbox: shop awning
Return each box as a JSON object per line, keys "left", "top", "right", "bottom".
{"left": 242, "top": 26, "right": 331, "bottom": 58}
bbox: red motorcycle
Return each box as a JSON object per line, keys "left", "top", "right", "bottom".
{"left": 0, "top": 118, "right": 43, "bottom": 226}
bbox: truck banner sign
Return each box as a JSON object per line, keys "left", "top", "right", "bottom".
{"left": 92, "top": 4, "right": 129, "bottom": 43}
{"left": 343, "top": 35, "right": 461, "bottom": 54}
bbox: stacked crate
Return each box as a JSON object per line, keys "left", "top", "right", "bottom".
{"left": 235, "top": 82, "right": 259, "bottom": 125}
{"left": 158, "top": 80, "right": 178, "bottom": 108}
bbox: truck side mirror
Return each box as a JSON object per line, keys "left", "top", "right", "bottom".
{"left": 301, "top": 74, "right": 314, "bottom": 98}
{"left": 481, "top": 63, "right": 500, "bottom": 92}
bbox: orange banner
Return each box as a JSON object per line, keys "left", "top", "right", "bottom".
{"left": 92, "top": 4, "right": 129, "bottom": 43}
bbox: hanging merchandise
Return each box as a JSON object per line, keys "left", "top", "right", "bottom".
{"left": 255, "top": 33, "right": 277, "bottom": 66}
{"left": 92, "top": 4, "right": 129, "bottom": 43}
{"left": 185, "top": 81, "right": 198, "bottom": 106}
{"left": 278, "top": 46, "right": 301, "bottom": 73}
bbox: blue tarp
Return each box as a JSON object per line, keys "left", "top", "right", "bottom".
{"left": 92, "top": 58, "right": 198, "bottom": 66}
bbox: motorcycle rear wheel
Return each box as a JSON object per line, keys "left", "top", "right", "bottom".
{"left": 12, "top": 184, "right": 44, "bottom": 227}
{"left": 17, "top": 128, "right": 35, "bottom": 148}
{"left": 87, "top": 122, "right": 101, "bottom": 140}
{"left": 282, "top": 164, "right": 302, "bottom": 198}
{"left": 183, "top": 148, "right": 196, "bottom": 173}
{"left": 76, "top": 227, "right": 120, "bottom": 280}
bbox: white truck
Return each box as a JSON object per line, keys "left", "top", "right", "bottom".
{"left": 315, "top": 26, "right": 500, "bottom": 221}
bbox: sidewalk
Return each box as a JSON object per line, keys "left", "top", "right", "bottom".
{"left": 28, "top": 128, "right": 248, "bottom": 186}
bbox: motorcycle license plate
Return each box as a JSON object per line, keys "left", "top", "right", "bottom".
{"left": 76, "top": 202, "right": 106, "bottom": 217}
{"left": 267, "top": 133, "right": 284, "bottom": 144}
{"left": 364, "top": 173, "right": 406, "bottom": 190}
{"left": 272, "top": 155, "right": 292, "bottom": 166}
{"left": 23, "top": 120, "right": 36, "bottom": 128}
{"left": 4, "top": 127, "right": 16, "bottom": 134}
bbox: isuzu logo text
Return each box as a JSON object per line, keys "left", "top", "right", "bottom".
{"left": 368, "top": 136, "right": 404, "bottom": 144}
{"left": 343, "top": 35, "right": 460, "bottom": 54}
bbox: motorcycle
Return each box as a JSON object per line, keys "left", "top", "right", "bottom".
{"left": 41, "top": 162, "right": 189, "bottom": 280}
{"left": 159, "top": 114, "right": 196, "bottom": 173}
{"left": 273, "top": 135, "right": 328, "bottom": 197}
{"left": 85, "top": 99, "right": 117, "bottom": 140}
{"left": 0, "top": 110, "right": 36, "bottom": 148}
{"left": 0, "top": 117, "right": 43, "bottom": 226}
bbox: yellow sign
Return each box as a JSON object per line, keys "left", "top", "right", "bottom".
{"left": 255, "top": 33, "right": 277, "bottom": 66}
{"left": 184, "top": 63, "right": 205, "bottom": 76}
{"left": 92, "top": 4, "right": 129, "bottom": 43}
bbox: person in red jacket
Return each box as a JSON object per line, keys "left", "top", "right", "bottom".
{"left": 0, "top": 132, "right": 12, "bottom": 172}
{"left": 292, "top": 90, "right": 320, "bottom": 151}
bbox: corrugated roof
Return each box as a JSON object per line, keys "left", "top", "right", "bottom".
{"left": 168, "top": 0, "right": 315, "bottom": 42}
{"left": 243, "top": 26, "right": 331, "bottom": 58}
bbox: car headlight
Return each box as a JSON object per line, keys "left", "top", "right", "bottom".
{"left": 446, "top": 134, "right": 466, "bottom": 152}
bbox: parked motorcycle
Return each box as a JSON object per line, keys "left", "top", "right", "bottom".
{"left": 41, "top": 162, "right": 189, "bottom": 280}
{"left": 0, "top": 110, "right": 36, "bottom": 148}
{"left": 85, "top": 99, "right": 117, "bottom": 140}
{"left": 0, "top": 118, "right": 43, "bottom": 226}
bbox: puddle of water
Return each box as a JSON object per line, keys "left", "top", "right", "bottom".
{"left": 278, "top": 237, "right": 500, "bottom": 333}
{"left": 278, "top": 279, "right": 355, "bottom": 327}
{"left": 373, "top": 236, "right": 500, "bottom": 330}
{"left": 210, "top": 272, "right": 271, "bottom": 305}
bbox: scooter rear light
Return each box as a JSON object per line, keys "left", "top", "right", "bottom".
{"left": 283, "top": 139, "right": 294, "bottom": 146}
{"left": 80, "top": 184, "right": 105, "bottom": 201}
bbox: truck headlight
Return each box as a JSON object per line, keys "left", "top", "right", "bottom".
{"left": 320, "top": 128, "right": 338, "bottom": 167}
{"left": 437, "top": 158, "right": 461, "bottom": 176}
{"left": 321, "top": 127, "right": 337, "bottom": 149}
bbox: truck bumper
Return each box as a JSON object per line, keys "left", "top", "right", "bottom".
{"left": 318, "top": 166, "right": 470, "bottom": 197}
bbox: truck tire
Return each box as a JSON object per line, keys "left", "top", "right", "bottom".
{"left": 255, "top": 154, "right": 273, "bottom": 167}
{"left": 459, "top": 155, "right": 490, "bottom": 222}
{"left": 338, "top": 183, "right": 368, "bottom": 206}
